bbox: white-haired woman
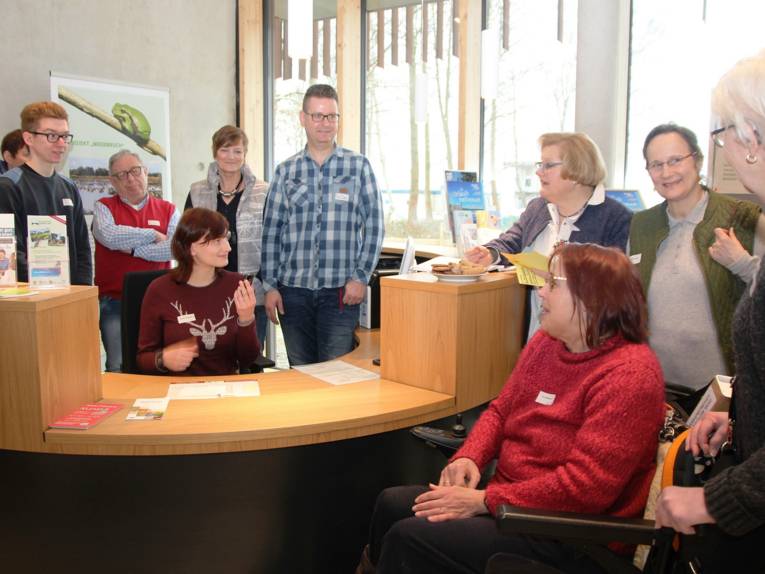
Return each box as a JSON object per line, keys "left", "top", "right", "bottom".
{"left": 655, "top": 52, "right": 765, "bottom": 572}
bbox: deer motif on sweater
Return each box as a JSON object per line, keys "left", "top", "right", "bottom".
{"left": 171, "top": 298, "right": 234, "bottom": 350}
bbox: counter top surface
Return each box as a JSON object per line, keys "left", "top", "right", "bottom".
{"left": 44, "top": 331, "right": 456, "bottom": 455}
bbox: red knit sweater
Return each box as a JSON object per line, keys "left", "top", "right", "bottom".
{"left": 137, "top": 271, "right": 260, "bottom": 376}
{"left": 454, "top": 331, "right": 664, "bottom": 518}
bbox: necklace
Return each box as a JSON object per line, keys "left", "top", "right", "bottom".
{"left": 557, "top": 188, "right": 595, "bottom": 219}
{"left": 218, "top": 173, "right": 243, "bottom": 198}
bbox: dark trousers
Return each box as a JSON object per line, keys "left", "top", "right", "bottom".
{"left": 369, "top": 486, "right": 608, "bottom": 574}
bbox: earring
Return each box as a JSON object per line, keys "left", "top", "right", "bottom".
{"left": 746, "top": 153, "right": 758, "bottom": 164}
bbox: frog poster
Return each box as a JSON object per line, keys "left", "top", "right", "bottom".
{"left": 50, "top": 72, "right": 171, "bottom": 214}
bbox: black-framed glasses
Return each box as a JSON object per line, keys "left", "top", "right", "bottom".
{"left": 646, "top": 152, "right": 696, "bottom": 174}
{"left": 534, "top": 161, "right": 563, "bottom": 172}
{"left": 305, "top": 112, "right": 340, "bottom": 123}
{"left": 711, "top": 125, "right": 734, "bottom": 148}
{"left": 110, "top": 165, "right": 145, "bottom": 181}
{"left": 28, "top": 131, "right": 73, "bottom": 143}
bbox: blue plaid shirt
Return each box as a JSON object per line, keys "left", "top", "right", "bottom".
{"left": 261, "top": 145, "right": 384, "bottom": 291}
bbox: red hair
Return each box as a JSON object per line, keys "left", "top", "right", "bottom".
{"left": 551, "top": 243, "right": 648, "bottom": 347}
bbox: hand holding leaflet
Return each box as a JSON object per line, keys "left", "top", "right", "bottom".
{"left": 501, "top": 252, "right": 548, "bottom": 287}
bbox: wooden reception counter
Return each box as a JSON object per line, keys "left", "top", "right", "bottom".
{"left": 2, "top": 271, "right": 525, "bottom": 457}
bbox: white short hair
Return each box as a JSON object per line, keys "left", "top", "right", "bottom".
{"left": 712, "top": 50, "right": 765, "bottom": 146}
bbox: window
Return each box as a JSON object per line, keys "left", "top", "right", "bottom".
{"left": 365, "top": 0, "right": 460, "bottom": 245}
{"left": 626, "top": 0, "right": 765, "bottom": 204}
{"left": 270, "top": 0, "right": 337, "bottom": 166}
{"left": 481, "top": 0, "right": 578, "bottom": 227}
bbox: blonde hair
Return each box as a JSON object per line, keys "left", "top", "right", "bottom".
{"left": 538, "top": 132, "right": 606, "bottom": 187}
{"left": 712, "top": 50, "right": 765, "bottom": 146}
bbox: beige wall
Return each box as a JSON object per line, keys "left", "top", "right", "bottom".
{"left": 0, "top": 0, "right": 238, "bottom": 206}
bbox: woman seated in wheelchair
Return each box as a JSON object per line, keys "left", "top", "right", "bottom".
{"left": 136, "top": 207, "right": 260, "bottom": 376}
{"left": 357, "top": 243, "right": 665, "bottom": 574}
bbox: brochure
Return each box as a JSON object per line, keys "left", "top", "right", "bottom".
{"left": 49, "top": 403, "right": 123, "bottom": 430}
{"left": 27, "top": 215, "right": 69, "bottom": 288}
{"left": 126, "top": 398, "right": 169, "bottom": 420}
{"left": 0, "top": 287, "right": 38, "bottom": 298}
{"left": 0, "top": 214, "right": 16, "bottom": 286}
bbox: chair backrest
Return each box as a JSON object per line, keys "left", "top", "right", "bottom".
{"left": 120, "top": 269, "right": 169, "bottom": 374}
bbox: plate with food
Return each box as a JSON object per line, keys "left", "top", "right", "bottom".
{"left": 430, "top": 261, "right": 488, "bottom": 283}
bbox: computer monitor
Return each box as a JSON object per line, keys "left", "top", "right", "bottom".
{"left": 605, "top": 189, "right": 645, "bottom": 212}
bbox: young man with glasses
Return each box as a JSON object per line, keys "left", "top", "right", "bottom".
{"left": 0, "top": 101, "right": 92, "bottom": 284}
{"left": 261, "top": 84, "right": 384, "bottom": 366}
{"left": 91, "top": 150, "right": 178, "bottom": 371}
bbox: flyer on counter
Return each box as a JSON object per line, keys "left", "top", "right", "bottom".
{"left": 27, "top": 215, "right": 69, "bottom": 288}
{"left": 0, "top": 214, "right": 17, "bottom": 286}
{"left": 126, "top": 398, "right": 169, "bottom": 420}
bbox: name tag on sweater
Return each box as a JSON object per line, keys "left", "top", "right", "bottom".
{"left": 177, "top": 313, "right": 196, "bottom": 324}
{"left": 62, "top": 198, "right": 73, "bottom": 207}
{"left": 148, "top": 219, "right": 161, "bottom": 226}
{"left": 535, "top": 391, "right": 556, "bottom": 406}
{"left": 630, "top": 253, "right": 642, "bottom": 264}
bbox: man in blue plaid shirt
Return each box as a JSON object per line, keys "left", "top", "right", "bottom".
{"left": 261, "top": 84, "right": 384, "bottom": 366}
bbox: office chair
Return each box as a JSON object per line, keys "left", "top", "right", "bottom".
{"left": 120, "top": 269, "right": 170, "bottom": 374}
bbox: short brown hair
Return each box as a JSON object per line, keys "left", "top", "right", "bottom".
{"left": 212, "top": 125, "right": 248, "bottom": 157}
{"left": 1, "top": 129, "right": 25, "bottom": 156}
{"left": 171, "top": 208, "right": 229, "bottom": 284}
{"left": 551, "top": 242, "right": 648, "bottom": 347}
{"left": 538, "top": 132, "right": 606, "bottom": 187}
{"left": 20, "top": 101, "right": 68, "bottom": 132}
{"left": 302, "top": 84, "right": 338, "bottom": 111}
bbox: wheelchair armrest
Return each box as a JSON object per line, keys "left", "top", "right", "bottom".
{"left": 495, "top": 504, "right": 658, "bottom": 546}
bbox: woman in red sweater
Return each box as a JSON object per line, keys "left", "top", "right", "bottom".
{"left": 357, "top": 243, "right": 665, "bottom": 574}
{"left": 137, "top": 208, "right": 260, "bottom": 376}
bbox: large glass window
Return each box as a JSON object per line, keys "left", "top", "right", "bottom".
{"left": 481, "top": 0, "right": 578, "bottom": 228}
{"left": 271, "top": 0, "right": 337, "bottom": 166}
{"left": 626, "top": 0, "right": 765, "bottom": 204}
{"left": 365, "top": 0, "right": 460, "bottom": 245}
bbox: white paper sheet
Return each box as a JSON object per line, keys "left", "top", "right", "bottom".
{"left": 166, "top": 380, "right": 261, "bottom": 400}
{"left": 293, "top": 360, "right": 379, "bottom": 386}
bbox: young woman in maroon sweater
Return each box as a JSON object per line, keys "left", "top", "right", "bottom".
{"left": 137, "top": 208, "right": 260, "bottom": 376}
{"left": 357, "top": 243, "right": 665, "bottom": 574}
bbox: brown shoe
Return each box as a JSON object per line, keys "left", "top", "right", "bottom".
{"left": 354, "top": 544, "right": 375, "bottom": 574}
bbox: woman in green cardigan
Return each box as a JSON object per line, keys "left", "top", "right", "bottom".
{"left": 629, "top": 123, "right": 765, "bottom": 391}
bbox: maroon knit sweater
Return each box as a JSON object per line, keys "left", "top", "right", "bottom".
{"left": 454, "top": 331, "right": 664, "bottom": 518}
{"left": 137, "top": 271, "right": 260, "bottom": 376}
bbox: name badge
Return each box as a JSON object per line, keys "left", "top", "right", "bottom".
{"left": 630, "top": 253, "right": 642, "bottom": 264}
{"left": 62, "top": 198, "right": 73, "bottom": 207}
{"left": 177, "top": 313, "right": 196, "bottom": 324}
{"left": 148, "top": 219, "right": 160, "bottom": 226}
{"left": 335, "top": 189, "right": 350, "bottom": 202}
{"left": 535, "top": 391, "right": 556, "bottom": 406}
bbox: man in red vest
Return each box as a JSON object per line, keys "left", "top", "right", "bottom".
{"left": 93, "top": 150, "right": 178, "bottom": 372}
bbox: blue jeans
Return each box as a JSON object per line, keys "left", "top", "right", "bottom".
{"left": 99, "top": 296, "right": 122, "bottom": 372}
{"left": 278, "top": 285, "right": 360, "bottom": 366}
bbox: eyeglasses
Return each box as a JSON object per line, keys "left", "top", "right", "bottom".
{"left": 711, "top": 125, "right": 734, "bottom": 148}
{"left": 645, "top": 152, "right": 696, "bottom": 174}
{"left": 535, "top": 161, "right": 563, "bottom": 172}
{"left": 28, "top": 131, "right": 74, "bottom": 143}
{"left": 111, "top": 165, "right": 145, "bottom": 181}
{"left": 547, "top": 274, "right": 567, "bottom": 290}
{"left": 304, "top": 112, "right": 341, "bottom": 123}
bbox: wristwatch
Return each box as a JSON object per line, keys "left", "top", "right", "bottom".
{"left": 155, "top": 349, "right": 169, "bottom": 373}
